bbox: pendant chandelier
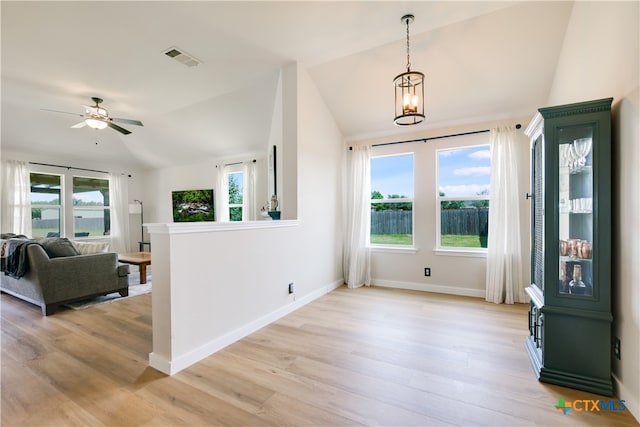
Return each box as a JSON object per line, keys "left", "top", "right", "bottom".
{"left": 393, "top": 14, "right": 425, "bottom": 126}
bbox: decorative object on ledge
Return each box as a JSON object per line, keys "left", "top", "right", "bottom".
{"left": 269, "top": 144, "right": 281, "bottom": 220}
{"left": 393, "top": 14, "right": 425, "bottom": 126}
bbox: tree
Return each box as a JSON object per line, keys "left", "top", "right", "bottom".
{"left": 440, "top": 191, "right": 464, "bottom": 210}
{"left": 471, "top": 189, "right": 490, "bottom": 208}
{"left": 228, "top": 175, "right": 242, "bottom": 205}
{"left": 385, "top": 194, "right": 412, "bottom": 211}
{"left": 371, "top": 191, "right": 412, "bottom": 211}
{"left": 371, "top": 190, "right": 384, "bottom": 211}
{"left": 228, "top": 175, "right": 243, "bottom": 221}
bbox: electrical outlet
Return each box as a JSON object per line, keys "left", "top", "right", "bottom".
{"left": 613, "top": 337, "right": 621, "bottom": 360}
{"left": 288, "top": 283, "right": 295, "bottom": 294}
{"left": 424, "top": 267, "right": 431, "bottom": 277}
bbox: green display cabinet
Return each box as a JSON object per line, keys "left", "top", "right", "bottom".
{"left": 524, "top": 98, "right": 613, "bottom": 396}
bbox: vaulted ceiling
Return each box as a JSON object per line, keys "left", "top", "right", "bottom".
{"left": 1, "top": 1, "right": 574, "bottom": 171}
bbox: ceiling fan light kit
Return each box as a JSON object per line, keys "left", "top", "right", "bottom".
{"left": 85, "top": 118, "right": 108, "bottom": 130}
{"left": 43, "top": 96, "right": 143, "bottom": 135}
{"left": 393, "top": 14, "right": 425, "bottom": 126}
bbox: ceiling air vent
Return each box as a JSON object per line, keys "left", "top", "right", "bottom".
{"left": 163, "top": 47, "right": 201, "bottom": 67}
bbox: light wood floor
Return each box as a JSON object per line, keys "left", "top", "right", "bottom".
{"left": 2, "top": 286, "right": 638, "bottom": 426}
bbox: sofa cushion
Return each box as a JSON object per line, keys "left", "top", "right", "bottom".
{"left": 72, "top": 241, "right": 110, "bottom": 255}
{"left": 38, "top": 237, "right": 80, "bottom": 258}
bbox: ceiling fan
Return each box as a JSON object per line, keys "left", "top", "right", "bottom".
{"left": 43, "top": 97, "right": 143, "bottom": 135}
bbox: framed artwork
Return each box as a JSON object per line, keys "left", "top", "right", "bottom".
{"left": 172, "top": 189, "right": 215, "bottom": 222}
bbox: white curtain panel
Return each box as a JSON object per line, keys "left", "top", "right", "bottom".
{"left": 243, "top": 161, "right": 257, "bottom": 221}
{"left": 216, "top": 164, "right": 229, "bottom": 222}
{"left": 485, "top": 126, "right": 525, "bottom": 304}
{"left": 109, "top": 173, "right": 130, "bottom": 253}
{"left": 0, "top": 160, "right": 32, "bottom": 236}
{"left": 343, "top": 145, "right": 371, "bottom": 288}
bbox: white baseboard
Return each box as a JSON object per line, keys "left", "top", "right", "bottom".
{"left": 613, "top": 373, "right": 640, "bottom": 423}
{"left": 373, "top": 278, "right": 485, "bottom": 298}
{"left": 149, "top": 278, "right": 344, "bottom": 375}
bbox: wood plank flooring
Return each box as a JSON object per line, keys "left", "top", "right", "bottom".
{"left": 2, "top": 286, "right": 638, "bottom": 426}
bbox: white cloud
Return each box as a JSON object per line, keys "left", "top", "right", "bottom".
{"left": 438, "top": 148, "right": 463, "bottom": 157}
{"left": 453, "top": 166, "right": 491, "bottom": 176}
{"left": 469, "top": 149, "right": 491, "bottom": 160}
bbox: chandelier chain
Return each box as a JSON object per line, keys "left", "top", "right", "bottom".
{"left": 406, "top": 17, "right": 411, "bottom": 71}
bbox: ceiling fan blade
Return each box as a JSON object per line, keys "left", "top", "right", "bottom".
{"left": 107, "top": 121, "right": 132, "bottom": 135}
{"left": 41, "top": 108, "right": 84, "bottom": 117}
{"left": 71, "top": 121, "right": 87, "bottom": 129}
{"left": 111, "top": 117, "right": 143, "bottom": 126}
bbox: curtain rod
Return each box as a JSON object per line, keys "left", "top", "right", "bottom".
{"left": 349, "top": 123, "right": 521, "bottom": 150}
{"left": 29, "top": 162, "right": 131, "bottom": 177}
{"left": 216, "top": 159, "right": 257, "bottom": 167}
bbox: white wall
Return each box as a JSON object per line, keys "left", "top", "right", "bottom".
{"left": 350, "top": 118, "right": 531, "bottom": 297}
{"left": 146, "top": 63, "right": 345, "bottom": 373}
{"left": 547, "top": 1, "right": 639, "bottom": 420}
{"left": 141, "top": 155, "right": 268, "bottom": 224}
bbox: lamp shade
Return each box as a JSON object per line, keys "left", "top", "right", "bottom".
{"left": 129, "top": 203, "right": 142, "bottom": 214}
{"left": 85, "top": 118, "right": 108, "bottom": 129}
{"left": 394, "top": 70, "right": 425, "bottom": 126}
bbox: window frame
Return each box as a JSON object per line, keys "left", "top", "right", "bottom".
{"left": 30, "top": 172, "right": 64, "bottom": 239}
{"left": 369, "top": 152, "right": 415, "bottom": 249}
{"left": 435, "top": 143, "right": 491, "bottom": 253}
{"left": 72, "top": 175, "right": 111, "bottom": 238}
{"left": 29, "top": 167, "right": 111, "bottom": 240}
{"left": 226, "top": 166, "right": 244, "bottom": 222}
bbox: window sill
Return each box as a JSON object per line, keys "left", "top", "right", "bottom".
{"left": 434, "top": 248, "right": 487, "bottom": 258}
{"left": 370, "top": 245, "right": 418, "bottom": 255}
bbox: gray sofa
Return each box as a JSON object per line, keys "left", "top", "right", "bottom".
{"left": 1, "top": 243, "right": 130, "bottom": 315}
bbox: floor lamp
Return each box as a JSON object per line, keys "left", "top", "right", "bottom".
{"left": 129, "top": 199, "right": 147, "bottom": 252}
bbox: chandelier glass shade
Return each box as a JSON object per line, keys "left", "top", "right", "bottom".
{"left": 393, "top": 14, "right": 425, "bottom": 126}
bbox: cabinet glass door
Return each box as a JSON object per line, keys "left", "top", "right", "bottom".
{"left": 558, "top": 125, "right": 594, "bottom": 296}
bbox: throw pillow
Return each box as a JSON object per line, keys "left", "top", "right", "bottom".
{"left": 38, "top": 237, "right": 80, "bottom": 258}
{"left": 72, "top": 241, "right": 110, "bottom": 255}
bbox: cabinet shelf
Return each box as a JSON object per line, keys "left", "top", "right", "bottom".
{"left": 559, "top": 256, "right": 593, "bottom": 263}
{"left": 560, "top": 165, "right": 592, "bottom": 175}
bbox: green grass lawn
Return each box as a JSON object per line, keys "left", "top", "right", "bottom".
{"left": 441, "top": 234, "right": 483, "bottom": 248}
{"left": 370, "top": 234, "right": 484, "bottom": 248}
{"left": 370, "top": 234, "right": 412, "bottom": 245}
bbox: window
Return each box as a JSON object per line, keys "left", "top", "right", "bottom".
{"left": 370, "top": 153, "right": 414, "bottom": 246}
{"left": 228, "top": 171, "right": 244, "bottom": 221}
{"left": 437, "top": 145, "right": 491, "bottom": 249}
{"left": 30, "top": 173, "right": 62, "bottom": 238}
{"left": 73, "top": 176, "right": 110, "bottom": 237}
{"left": 29, "top": 172, "right": 111, "bottom": 239}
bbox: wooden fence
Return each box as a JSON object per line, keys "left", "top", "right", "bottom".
{"left": 371, "top": 208, "right": 489, "bottom": 236}
{"left": 371, "top": 211, "right": 412, "bottom": 234}
{"left": 441, "top": 208, "right": 489, "bottom": 236}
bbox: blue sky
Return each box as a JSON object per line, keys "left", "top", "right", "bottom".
{"left": 371, "top": 154, "right": 414, "bottom": 197}
{"left": 438, "top": 146, "right": 491, "bottom": 197}
{"left": 371, "top": 146, "right": 491, "bottom": 198}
